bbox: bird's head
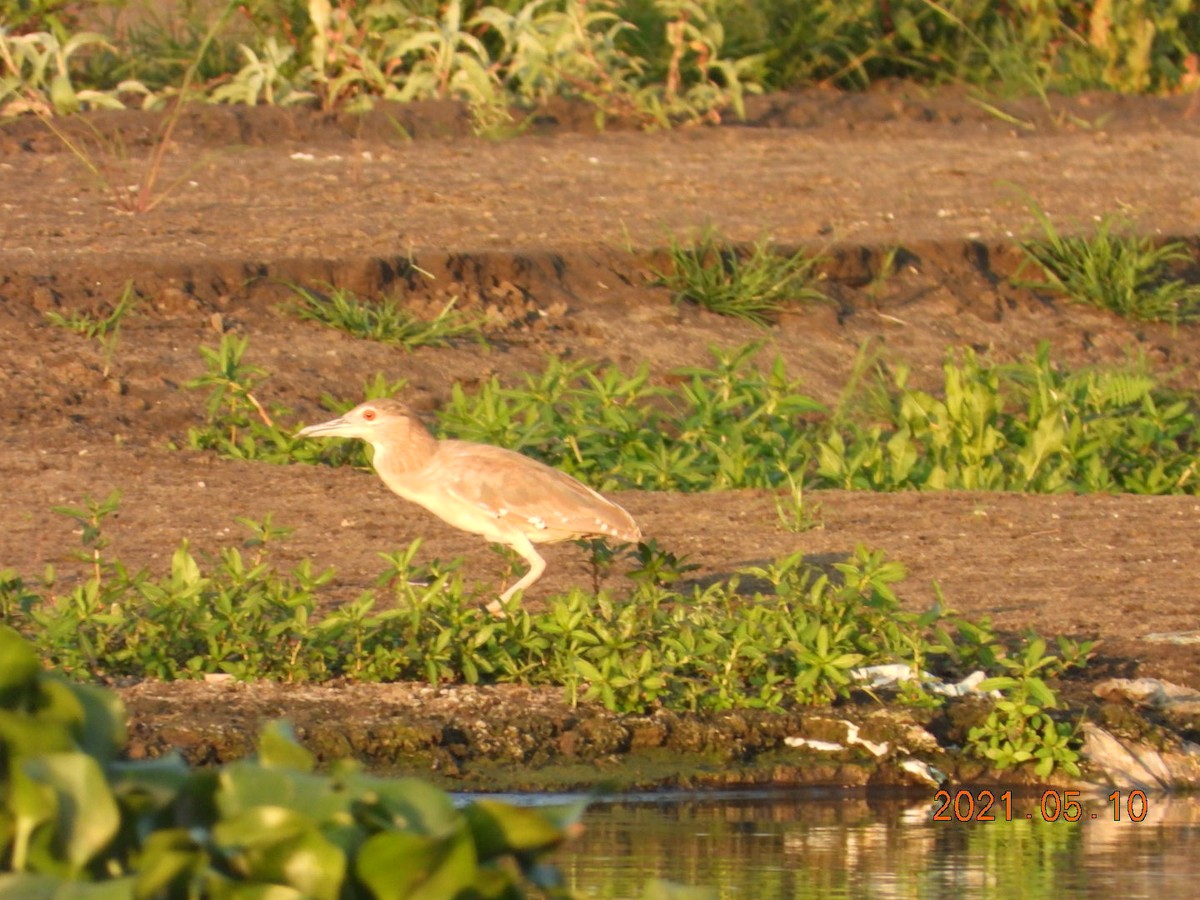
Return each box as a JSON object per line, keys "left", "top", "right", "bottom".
{"left": 297, "top": 398, "right": 419, "bottom": 443}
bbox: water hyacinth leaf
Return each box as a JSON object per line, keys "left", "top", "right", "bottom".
{"left": 256, "top": 721, "right": 315, "bottom": 773}
{"left": 107, "top": 753, "right": 192, "bottom": 814}
{"left": 207, "top": 880, "right": 305, "bottom": 900}
{"left": 0, "top": 873, "right": 137, "bottom": 899}
{"left": 20, "top": 752, "right": 121, "bottom": 873}
{"left": 67, "top": 682, "right": 127, "bottom": 764}
{"left": 8, "top": 767, "right": 58, "bottom": 872}
{"left": 217, "top": 762, "right": 350, "bottom": 824}
{"left": 365, "top": 777, "right": 463, "bottom": 836}
{"left": 132, "top": 828, "right": 208, "bottom": 898}
{"left": 0, "top": 624, "right": 41, "bottom": 705}
{"left": 0, "top": 687, "right": 80, "bottom": 760}
{"left": 356, "top": 828, "right": 477, "bottom": 900}
{"left": 463, "top": 799, "right": 568, "bottom": 860}
{"left": 211, "top": 806, "right": 346, "bottom": 900}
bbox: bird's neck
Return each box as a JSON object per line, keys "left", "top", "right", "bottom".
{"left": 369, "top": 416, "right": 439, "bottom": 477}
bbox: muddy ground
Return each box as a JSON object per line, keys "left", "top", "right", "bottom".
{"left": 2, "top": 84, "right": 1199, "bottom": 790}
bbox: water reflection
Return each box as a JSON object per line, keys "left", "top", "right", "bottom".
{"left": 536, "top": 789, "right": 1200, "bottom": 899}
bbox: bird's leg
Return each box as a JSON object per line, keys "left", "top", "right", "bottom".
{"left": 485, "top": 541, "right": 546, "bottom": 616}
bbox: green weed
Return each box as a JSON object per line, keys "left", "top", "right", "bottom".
{"left": 290, "top": 283, "right": 485, "bottom": 349}
{"left": 183, "top": 333, "right": 383, "bottom": 468}
{"left": 816, "top": 343, "right": 1199, "bottom": 494}
{"left": 966, "top": 635, "right": 1094, "bottom": 777}
{"left": 438, "top": 341, "right": 825, "bottom": 491}
{"left": 653, "top": 225, "right": 829, "bottom": 325}
{"left": 1019, "top": 204, "right": 1200, "bottom": 325}
{"left": 183, "top": 335, "right": 1199, "bottom": 498}
{"left": 773, "top": 470, "right": 823, "bottom": 533}
{"left": 0, "top": 27, "right": 128, "bottom": 115}
{"left": 51, "top": 489, "right": 121, "bottom": 584}
{"left": 44, "top": 280, "right": 139, "bottom": 376}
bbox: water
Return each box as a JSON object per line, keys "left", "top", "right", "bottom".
{"left": 490, "top": 789, "right": 1200, "bottom": 899}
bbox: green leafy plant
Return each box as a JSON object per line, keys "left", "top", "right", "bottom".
{"left": 302, "top": 0, "right": 408, "bottom": 112}
{"left": 816, "top": 343, "right": 1199, "bottom": 495}
{"left": 653, "top": 225, "right": 829, "bottom": 325}
{"left": 438, "top": 341, "right": 826, "bottom": 491}
{"left": 44, "top": 280, "right": 139, "bottom": 376}
{"left": 0, "top": 625, "right": 587, "bottom": 896}
{"left": 50, "top": 489, "right": 121, "bottom": 584}
{"left": 2, "top": 493, "right": 1099, "bottom": 780}
{"left": 965, "top": 635, "right": 1094, "bottom": 777}
{"left": 1019, "top": 203, "right": 1200, "bottom": 324}
{"left": 478, "top": 0, "right": 763, "bottom": 127}
{"left": 181, "top": 335, "right": 1200, "bottom": 499}
{"left": 210, "top": 35, "right": 312, "bottom": 106}
{"left": 389, "top": 0, "right": 503, "bottom": 107}
{"left": 290, "top": 282, "right": 485, "bottom": 349}
{"left": 186, "top": 333, "right": 278, "bottom": 442}
{"left": 773, "top": 470, "right": 823, "bottom": 533}
{"left": 0, "top": 26, "right": 131, "bottom": 115}
{"left": 183, "top": 334, "right": 404, "bottom": 466}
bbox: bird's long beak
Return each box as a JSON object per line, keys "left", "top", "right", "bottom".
{"left": 296, "top": 415, "right": 353, "bottom": 439}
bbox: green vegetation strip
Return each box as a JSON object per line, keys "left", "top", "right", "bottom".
{"left": 4, "top": 0, "right": 1197, "bottom": 127}
{"left": 1, "top": 500, "right": 1092, "bottom": 777}
{"left": 185, "top": 336, "right": 1199, "bottom": 495}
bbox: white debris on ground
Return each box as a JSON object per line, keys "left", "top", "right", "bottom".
{"left": 850, "top": 664, "right": 998, "bottom": 698}
{"left": 899, "top": 759, "right": 947, "bottom": 786}
{"left": 784, "top": 717, "right": 947, "bottom": 786}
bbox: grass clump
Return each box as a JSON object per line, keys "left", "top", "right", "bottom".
{"left": 1019, "top": 205, "right": 1200, "bottom": 325}
{"left": 653, "top": 225, "right": 829, "bottom": 325}
{"left": 290, "top": 283, "right": 485, "bottom": 349}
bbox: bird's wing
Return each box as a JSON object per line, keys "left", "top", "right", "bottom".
{"left": 432, "top": 441, "right": 641, "bottom": 543}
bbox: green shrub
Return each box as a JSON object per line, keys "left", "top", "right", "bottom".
{"left": 188, "top": 336, "right": 1200, "bottom": 497}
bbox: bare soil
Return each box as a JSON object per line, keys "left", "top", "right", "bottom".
{"left": 2, "top": 84, "right": 1199, "bottom": 788}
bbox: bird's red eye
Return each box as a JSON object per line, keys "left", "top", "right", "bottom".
{"left": 362, "top": 409, "right": 377, "bottom": 421}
